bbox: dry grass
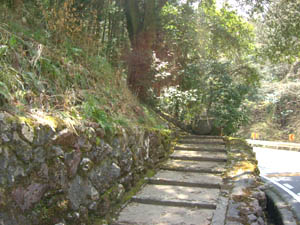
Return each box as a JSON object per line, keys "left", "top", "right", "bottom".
{"left": 238, "top": 81, "right": 300, "bottom": 143}
{"left": 0, "top": 3, "right": 167, "bottom": 133}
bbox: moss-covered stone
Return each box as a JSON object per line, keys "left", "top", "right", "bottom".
{"left": 224, "top": 136, "right": 267, "bottom": 225}
{"left": 0, "top": 109, "right": 175, "bottom": 225}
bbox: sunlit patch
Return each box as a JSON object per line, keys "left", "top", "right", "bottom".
{"left": 18, "top": 109, "right": 79, "bottom": 134}
{"left": 266, "top": 172, "right": 300, "bottom": 178}
{"left": 229, "top": 161, "right": 257, "bottom": 177}
{"left": 57, "top": 199, "right": 68, "bottom": 210}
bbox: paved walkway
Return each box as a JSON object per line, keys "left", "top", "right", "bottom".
{"left": 114, "top": 135, "right": 228, "bottom": 225}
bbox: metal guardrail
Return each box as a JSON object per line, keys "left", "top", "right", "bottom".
{"left": 247, "top": 139, "right": 300, "bottom": 151}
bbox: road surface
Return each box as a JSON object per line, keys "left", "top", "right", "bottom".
{"left": 253, "top": 146, "right": 300, "bottom": 220}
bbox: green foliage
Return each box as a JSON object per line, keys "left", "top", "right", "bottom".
{"left": 153, "top": 1, "right": 259, "bottom": 134}
{"left": 205, "top": 70, "right": 249, "bottom": 134}
{"left": 257, "top": 0, "right": 300, "bottom": 63}
{"left": 5, "top": 0, "right": 297, "bottom": 138}
{"left": 0, "top": 3, "right": 163, "bottom": 130}
{"left": 199, "top": 2, "right": 255, "bottom": 59}
{"left": 161, "top": 2, "right": 200, "bottom": 61}
{"left": 160, "top": 1, "right": 255, "bottom": 65}
{"left": 0, "top": 81, "right": 11, "bottom": 102}
{"left": 156, "top": 61, "right": 258, "bottom": 134}
{"left": 9, "top": 35, "right": 18, "bottom": 48}
{"left": 0, "top": 45, "right": 8, "bottom": 56}
{"left": 82, "top": 95, "right": 114, "bottom": 132}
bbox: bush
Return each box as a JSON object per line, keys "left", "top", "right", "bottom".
{"left": 156, "top": 61, "right": 258, "bottom": 135}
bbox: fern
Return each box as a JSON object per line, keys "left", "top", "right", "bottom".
{"left": 0, "top": 81, "right": 11, "bottom": 100}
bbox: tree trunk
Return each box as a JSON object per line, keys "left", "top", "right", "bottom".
{"left": 123, "top": 0, "right": 165, "bottom": 101}
{"left": 127, "top": 32, "right": 155, "bottom": 100}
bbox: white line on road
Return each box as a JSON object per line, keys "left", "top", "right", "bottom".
{"left": 283, "top": 183, "right": 294, "bottom": 189}
{"left": 262, "top": 175, "right": 300, "bottom": 203}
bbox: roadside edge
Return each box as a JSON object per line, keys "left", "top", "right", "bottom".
{"left": 263, "top": 182, "right": 299, "bottom": 225}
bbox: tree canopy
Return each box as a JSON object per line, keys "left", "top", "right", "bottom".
{"left": 258, "top": 0, "right": 300, "bottom": 63}
{"left": 2, "top": 0, "right": 299, "bottom": 135}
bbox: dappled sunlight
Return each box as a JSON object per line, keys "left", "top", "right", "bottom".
{"left": 152, "top": 170, "right": 222, "bottom": 185}
{"left": 134, "top": 184, "right": 219, "bottom": 203}
{"left": 172, "top": 150, "right": 227, "bottom": 158}
{"left": 164, "top": 159, "right": 225, "bottom": 171}
{"left": 17, "top": 108, "right": 81, "bottom": 134}
{"left": 118, "top": 203, "right": 214, "bottom": 225}
{"left": 177, "top": 143, "right": 225, "bottom": 147}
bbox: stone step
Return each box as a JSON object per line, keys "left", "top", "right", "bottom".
{"left": 132, "top": 184, "right": 219, "bottom": 206}
{"left": 114, "top": 134, "right": 229, "bottom": 225}
{"left": 161, "top": 159, "right": 226, "bottom": 173}
{"left": 183, "top": 135, "right": 224, "bottom": 139}
{"left": 178, "top": 139, "right": 225, "bottom": 145}
{"left": 170, "top": 155, "right": 227, "bottom": 162}
{"left": 132, "top": 197, "right": 216, "bottom": 209}
{"left": 148, "top": 178, "right": 220, "bottom": 189}
{"left": 176, "top": 143, "right": 226, "bottom": 151}
{"left": 115, "top": 203, "right": 215, "bottom": 225}
{"left": 174, "top": 146, "right": 226, "bottom": 153}
{"left": 149, "top": 170, "right": 222, "bottom": 188}
{"left": 171, "top": 150, "right": 227, "bottom": 162}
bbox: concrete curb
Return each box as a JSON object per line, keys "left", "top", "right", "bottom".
{"left": 264, "top": 188, "right": 299, "bottom": 225}
{"left": 223, "top": 137, "right": 269, "bottom": 225}
{"left": 211, "top": 190, "right": 229, "bottom": 225}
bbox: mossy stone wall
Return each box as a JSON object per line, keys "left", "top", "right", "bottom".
{"left": 0, "top": 111, "right": 173, "bottom": 225}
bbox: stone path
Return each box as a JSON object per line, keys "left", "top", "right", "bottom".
{"left": 114, "top": 135, "right": 228, "bottom": 225}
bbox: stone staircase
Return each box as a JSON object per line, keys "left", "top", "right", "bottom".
{"left": 113, "top": 135, "right": 229, "bottom": 225}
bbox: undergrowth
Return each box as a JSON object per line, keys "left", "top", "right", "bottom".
{"left": 238, "top": 81, "right": 300, "bottom": 142}
{"left": 0, "top": 3, "right": 167, "bottom": 133}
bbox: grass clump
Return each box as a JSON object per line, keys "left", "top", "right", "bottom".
{"left": 0, "top": 3, "right": 168, "bottom": 133}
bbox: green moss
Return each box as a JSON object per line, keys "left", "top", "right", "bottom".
{"left": 225, "top": 137, "right": 252, "bottom": 151}
{"left": 92, "top": 169, "right": 156, "bottom": 225}
{"left": 99, "top": 168, "right": 156, "bottom": 205}
{"left": 0, "top": 188, "right": 7, "bottom": 208}
{"left": 145, "top": 169, "right": 156, "bottom": 178}
{"left": 121, "top": 169, "right": 155, "bottom": 204}
{"left": 17, "top": 115, "right": 66, "bottom": 131}
{"left": 144, "top": 126, "right": 171, "bottom": 136}
{"left": 2, "top": 113, "right": 16, "bottom": 123}
{"left": 92, "top": 219, "right": 108, "bottom": 225}
{"left": 121, "top": 178, "right": 145, "bottom": 204}
{"left": 95, "top": 137, "right": 101, "bottom": 145}
{"left": 30, "top": 191, "right": 70, "bottom": 225}
{"left": 18, "top": 116, "right": 35, "bottom": 127}
{"left": 100, "top": 185, "right": 115, "bottom": 201}
{"left": 224, "top": 136, "right": 260, "bottom": 178}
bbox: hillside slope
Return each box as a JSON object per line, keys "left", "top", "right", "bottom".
{"left": 238, "top": 65, "right": 300, "bottom": 143}
{"left": 0, "top": 4, "right": 167, "bottom": 133}
{"left": 0, "top": 4, "right": 175, "bottom": 225}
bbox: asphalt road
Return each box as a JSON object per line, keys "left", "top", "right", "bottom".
{"left": 253, "top": 146, "right": 300, "bottom": 220}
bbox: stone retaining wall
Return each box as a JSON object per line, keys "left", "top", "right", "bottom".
{"left": 224, "top": 137, "right": 267, "bottom": 225}
{"left": 0, "top": 111, "right": 173, "bottom": 225}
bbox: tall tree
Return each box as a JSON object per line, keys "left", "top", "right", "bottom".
{"left": 257, "top": 0, "right": 300, "bottom": 63}
{"left": 123, "top": 0, "right": 167, "bottom": 100}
